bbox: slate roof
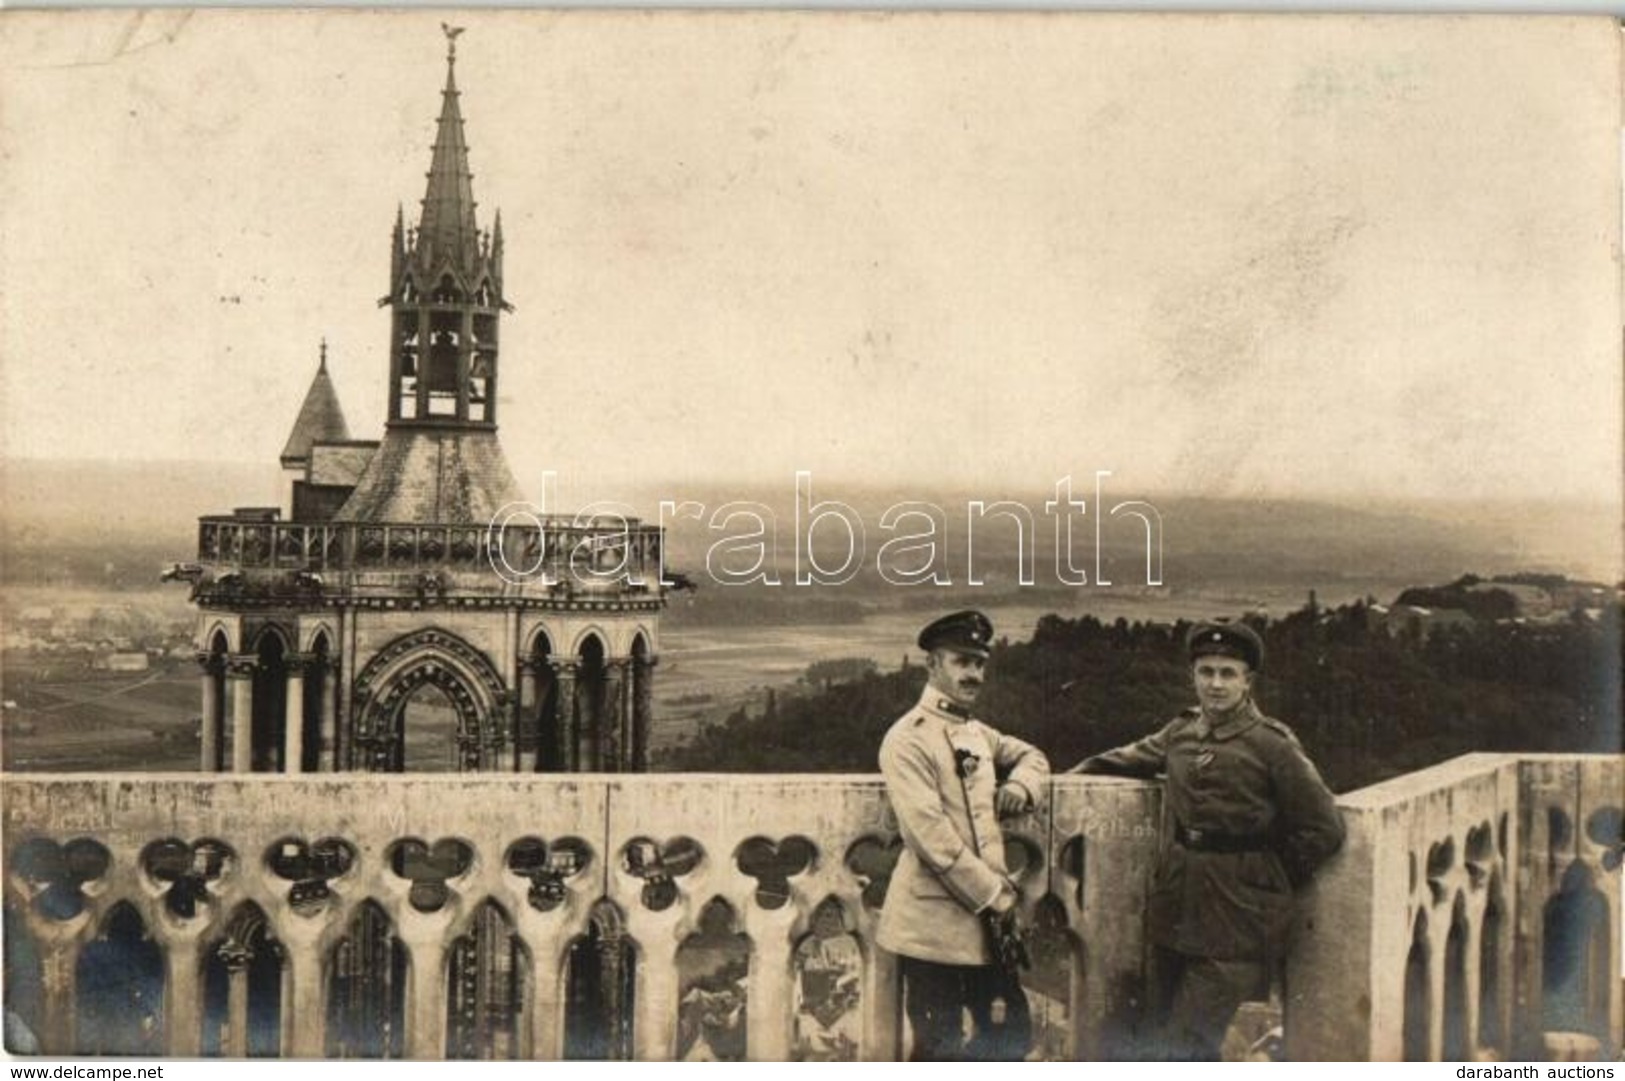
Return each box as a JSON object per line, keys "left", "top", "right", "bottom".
{"left": 332, "top": 428, "right": 525, "bottom": 524}
{"left": 280, "top": 351, "right": 352, "bottom": 469}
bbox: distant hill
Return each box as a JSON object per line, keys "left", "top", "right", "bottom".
{"left": 2, "top": 460, "right": 1618, "bottom": 591}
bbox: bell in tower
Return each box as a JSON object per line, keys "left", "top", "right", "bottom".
{"left": 386, "top": 24, "right": 509, "bottom": 428}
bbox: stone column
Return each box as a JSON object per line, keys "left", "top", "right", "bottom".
{"left": 549, "top": 657, "right": 579, "bottom": 772}
{"left": 196, "top": 651, "right": 223, "bottom": 772}
{"left": 745, "top": 907, "right": 797, "bottom": 1061}
{"left": 516, "top": 656, "right": 539, "bottom": 773}
{"left": 602, "top": 660, "right": 627, "bottom": 773}
{"left": 164, "top": 936, "right": 204, "bottom": 1056}
{"left": 633, "top": 933, "right": 682, "bottom": 1060}
{"left": 526, "top": 936, "right": 566, "bottom": 1060}
{"left": 631, "top": 655, "right": 658, "bottom": 773}
{"left": 37, "top": 935, "right": 81, "bottom": 1055}
{"left": 320, "top": 655, "right": 339, "bottom": 772}
{"left": 404, "top": 934, "right": 448, "bottom": 1059}
{"left": 284, "top": 934, "right": 327, "bottom": 1058}
{"left": 219, "top": 941, "right": 254, "bottom": 1057}
{"left": 226, "top": 654, "right": 258, "bottom": 773}
{"left": 283, "top": 653, "right": 309, "bottom": 774}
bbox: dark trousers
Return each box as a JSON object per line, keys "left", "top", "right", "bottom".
{"left": 1148, "top": 946, "right": 1267, "bottom": 1061}
{"left": 899, "top": 955, "right": 1032, "bottom": 1061}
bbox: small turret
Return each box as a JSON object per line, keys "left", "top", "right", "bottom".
{"left": 280, "top": 339, "right": 351, "bottom": 471}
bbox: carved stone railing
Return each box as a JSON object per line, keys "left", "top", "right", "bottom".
{"left": 194, "top": 516, "right": 664, "bottom": 585}
{"left": 1288, "top": 754, "right": 1622, "bottom": 1061}
{"left": 2, "top": 756, "right": 1619, "bottom": 1061}
{"left": 0, "top": 774, "right": 1156, "bottom": 1060}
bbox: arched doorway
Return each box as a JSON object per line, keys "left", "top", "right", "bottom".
{"left": 395, "top": 679, "right": 467, "bottom": 772}
{"left": 349, "top": 630, "right": 507, "bottom": 773}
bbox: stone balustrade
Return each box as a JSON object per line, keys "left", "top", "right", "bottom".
{"left": 1287, "top": 753, "right": 1621, "bottom": 1062}
{"left": 193, "top": 516, "right": 665, "bottom": 586}
{"left": 2, "top": 755, "right": 1619, "bottom": 1060}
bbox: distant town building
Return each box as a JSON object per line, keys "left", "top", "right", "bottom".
{"left": 95, "top": 653, "right": 150, "bottom": 673}
{"left": 1382, "top": 604, "right": 1475, "bottom": 640}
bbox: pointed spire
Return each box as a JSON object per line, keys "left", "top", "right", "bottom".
{"left": 281, "top": 342, "right": 352, "bottom": 470}
{"left": 391, "top": 204, "right": 407, "bottom": 283}
{"left": 416, "top": 25, "right": 479, "bottom": 271}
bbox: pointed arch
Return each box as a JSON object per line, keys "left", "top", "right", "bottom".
{"left": 250, "top": 626, "right": 288, "bottom": 771}
{"left": 1403, "top": 908, "right": 1431, "bottom": 1061}
{"left": 564, "top": 898, "right": 637, "bottom": 1060}
{"left": 523, "top": 627, "right": 562, "bottom": 771}
{"left": 1024, "top": 892, "right": 1085, "bottom": 1060}
{"left": 446, "top": 898, "right": 529, "bottom": 1059}
{"left": 570, "top": 626, "right": 612, "bottom": 656}
{"left": 791, "top": 896, "right": 864, "bottom": 1061}
{"left": 203, "top": 623, "right": 233, "bottom": 654}
{"left": 301, "top": 631, "right": 334, "bottom": 773}
{"left": 202, "top": 901, "right": 284, "bottom": 1057}
{"left": 675, "top": 897, "right": 751, "bottom": 1061}
{"left": 325, "top": 900, "right": 406, "bottom": 1058}
{"left": 76, "top": 902, "right": 164, "bottom": 1056}
{"left": 574, "top": 635, "right": 608, "bottom": 770}
{"left": 523, "top": 625, "right": 556, "bottom": 658}
{"left": 350, "top": 628, "right": 507, "bottom": 772}
{"left": 1443, "top": 892, "right": 1470, "bottom": 1061}
{"left": 301, "top": 621, "right": 338, "bottom": 654}
{"left": 201, "top": 628, "right": 230, "bottom": 771}
{"left": 1542, "top": 860, "right": 1611, "bottom": 1039}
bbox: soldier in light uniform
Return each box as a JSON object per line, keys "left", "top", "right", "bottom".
{"left": 877, "top": 610, "right": 1051, "bottom": 1061}
{"left": 1073, "top": 621, "right": 1345, "bottom": 1060}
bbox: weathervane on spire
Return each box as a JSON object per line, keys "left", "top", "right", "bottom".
{"left": 442, "top": 23, "right": 465, "bottom": 64}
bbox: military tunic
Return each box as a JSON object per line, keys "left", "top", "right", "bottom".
{"left": 877, "top": 688, "right": 1050, "bottom": 966}
{"left": 1075, "top": 698, "right": 1344, "bottom": 961}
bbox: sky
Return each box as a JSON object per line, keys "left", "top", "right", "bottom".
{"left": 0, "top": 10, "right": 1620, "bottom": 505}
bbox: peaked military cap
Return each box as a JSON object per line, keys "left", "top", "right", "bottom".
{"left": 918, "top": 609, "right": 994, "bottom": 657}
{"left": 1188, "top": 620, "right": 1264, "bottom": 672}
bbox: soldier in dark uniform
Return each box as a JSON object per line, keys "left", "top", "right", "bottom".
{"left": 878, "top": 610, "right": 1051, "bottom": 1061}
{"left": 1072, "top": 621, "right": 1345, "bottom": 1060}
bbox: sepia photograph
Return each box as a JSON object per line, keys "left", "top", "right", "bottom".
{"left": 0, "top": 10, "right": 1620, "bottom": 1064}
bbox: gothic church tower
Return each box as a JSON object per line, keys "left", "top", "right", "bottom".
{"left": 182, "top": 31, "right": 665, "bottom": 776}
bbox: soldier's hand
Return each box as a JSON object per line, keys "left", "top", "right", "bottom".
{"left": 995, "top": 783, "right": 1031, "bottom": 817}
{"left": 989, "top": 882, "right": 1018, "bottom": 915}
